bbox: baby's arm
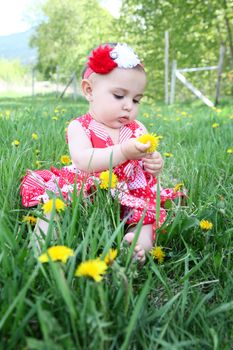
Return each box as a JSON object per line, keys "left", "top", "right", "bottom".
{"left": 67, "top": 120, "right": 151, "bottom": 172}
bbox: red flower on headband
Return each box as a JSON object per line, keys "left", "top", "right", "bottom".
{"left": 88, "top": 45, "right": 117, "bottom": 74}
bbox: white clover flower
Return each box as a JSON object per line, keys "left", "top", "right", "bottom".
{"left": 110, "top": 43, "right": 141, "bottom": 69}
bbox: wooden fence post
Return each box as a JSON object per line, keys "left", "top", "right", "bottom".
{"left": 170, "top": 60, "right": 177, "bottom": 104}
{"left": 56, "top": 65, "right": 60, "bottom": 96}
{"left": 72, "top": 73, "right": 78, "bottom": 100}
{"left": 32, "top": 67, "right": 35, "bottom": 97}
{"left": 215, "top": 45, "right": 225, "bottom": 106}
{"left": 164, "top": 30, "right": 169, "bottom": 104}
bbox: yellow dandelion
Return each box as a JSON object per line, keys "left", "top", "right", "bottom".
{"left": 75, "top": 259, "right": 108, "bottom": 282}
{"left": 12, "top": 140, "right": 20, "bottom": 146}
{"left": 176, "top": 117, "right": 181, "bottom": 121}
{"left": 52, "top": 116, "right": 58, "bottom": 121}
{"left": 5, "top": 110, "right": 11, "bottom": 117}
{"left": 102, "top": 248, "right": 117, "bottom": 266}
{"left": 229, "top": 115, "right": 233, "bottom": 120}
{"left": 35, "top": 160, "right": 41, "bottom": 168}
{"left": 164, "top": 152, "right": 173, "bottom": 158}
{"left": 22, "top": 215, "right": 37, "bottom": 226}
{"left": 99, "top": 170, "right": 118, "bottom": 190}
{"left": 35, "top": 149, "right": 40, "bottom": 155}
{"left": 151, "top": 246, "right": 165, "bottom": 264}
{"left": 39, "top": 245, "right": 74, "bottom": 263}
{"left": 54, "top": 108, "right": 60, "bottom": 113}
{"left": 137, "top": 133, "right": 160, "bottom": 153}
{"left": 32, "top": 133, "right": 38, "bottom": 140}
{"left": 143, "top": 112, "right": 149, "bottom": 118}
{"left": 212, "top": 123, "right": 219, "bottom": 128}
{"left": 227, "top": 148, "right": 233, "bottom": 154}
{"left": 42, "top": 198, "right": 65, "bottom": 214}
{"left": 60, "top": 155, "right": 71, "bottom": 165}
{"left": 199, "top": 219, "right": 213, "bottom": 231}
{"left": 173, "top": 182, "right": 184, "bottom": 193}
{"left": 181, "top": 111, "right": 187, "bottom": 116}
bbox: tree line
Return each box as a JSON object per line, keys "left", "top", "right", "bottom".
{"left": 31, "top": 0, "right": 233, "bottom": 101}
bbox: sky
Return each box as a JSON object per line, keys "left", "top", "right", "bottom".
{"left": 0, "top": 0, "right": 33, "bottom": 36}
{"left": 0, "top": 0, "right": 122, "bottom": 37}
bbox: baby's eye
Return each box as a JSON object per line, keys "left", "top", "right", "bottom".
{"left": 113, "top": 94, "right": 124, "bottom": 99}
{"left": 133, "top": 99, "right": 140, "bottom": 104}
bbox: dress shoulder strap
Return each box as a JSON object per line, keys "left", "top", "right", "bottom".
{"left": 125, "top": 120, "right": 147, "bottom": 137}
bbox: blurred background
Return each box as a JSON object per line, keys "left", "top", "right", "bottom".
{"left": 0, "top": 0, "right": 232, "bottom": 103}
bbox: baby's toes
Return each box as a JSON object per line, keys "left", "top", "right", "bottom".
{"left": 137, "top": 252, "right": 146, "bottom": 265}
{"left": 123, "top": 232, "right": 135, "bottom": 244}
{"left": 137, "top": 249, "right": 145, "bottom": 260}
{"left": 133, "top": 247, "right": 146, "bottom": 264}
{"left": 132, "top": 244, "right": 141, "bottom": 258}
{"left": 134, "top": 244, "right": 141, "bottom": 253}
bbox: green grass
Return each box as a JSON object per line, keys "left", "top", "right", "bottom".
{"left": 0, "top": 94, "right": 233, "bottom": 349}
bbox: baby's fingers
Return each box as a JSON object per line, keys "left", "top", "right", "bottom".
{"left": 143, "top": 158, "right": 163, "bottom": 167}
{"left": 135, "top": 141, "right": 151, "bottom": 153}
{"left": 143, "top": 158, "right": 163, "bottom": 176}
{"left": 144, "top": 151, "right": 161, "bottom": 159}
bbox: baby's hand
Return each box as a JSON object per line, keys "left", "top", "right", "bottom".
{"left": 121, "top": 138, "right": 151, "bottom": 160}
{"left": 142, "top": 151, "right": 164, "bottom": 177}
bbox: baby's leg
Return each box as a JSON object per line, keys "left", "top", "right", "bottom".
{"left": 123, "top": 224, "right": 153, "bottom": 263}
{"left": 30, "top": 213, "right": 52, "bottom": 253}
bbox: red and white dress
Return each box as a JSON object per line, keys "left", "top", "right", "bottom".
{"left": 21, "top": 113, "right": 180, "bottom": 237}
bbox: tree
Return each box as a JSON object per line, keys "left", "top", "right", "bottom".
{"left": 31, "top": 0, "right": 118, "bottom": 79}
{"left": 117, "top": 0, "right": 233, "bottom": 100}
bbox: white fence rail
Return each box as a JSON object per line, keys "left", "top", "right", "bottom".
{"left": 164, "top": 30, "right": 225, "bottom": 107}
{"left": 175, "top": 70, "right": 214, "bottom": 107}
{"left": 177, "top": 66, "right": 218, "bottom": 73}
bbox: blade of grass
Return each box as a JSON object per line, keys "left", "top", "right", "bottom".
{"left": 0, "top": 266, "right": 39, "bottom": 330}
{"left": 208, "top": 300, "right": 233, "bottom": 317}
{"left": 120, "top": 274, "right": 151, "bottom": 350}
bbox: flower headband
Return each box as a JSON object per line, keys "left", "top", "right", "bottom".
{"left": 83, "top": 43, "right": 143, "bottom": 79}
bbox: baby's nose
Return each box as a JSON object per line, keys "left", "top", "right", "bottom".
{"left": 123, "top": 99, "right": 133, "bottom": 111}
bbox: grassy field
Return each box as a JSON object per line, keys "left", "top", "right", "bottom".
{"left": 0, "top": 94, "right": 233, "bottom": 349}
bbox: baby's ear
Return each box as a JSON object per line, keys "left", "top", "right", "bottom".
{"left": 81, "top": 79, "right": 93, "bottom": 101}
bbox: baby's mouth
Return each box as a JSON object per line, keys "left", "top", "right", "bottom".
{"left": 119, "top": 116, "right": 130, "bottom": 124}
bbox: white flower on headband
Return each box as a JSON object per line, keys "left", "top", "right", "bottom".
{"left": 110, "top": 43, "right": 141, "bottom": 69}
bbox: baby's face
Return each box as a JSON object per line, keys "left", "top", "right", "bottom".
{"left": 89, "top": 67, "right": 147, "bottom": 129}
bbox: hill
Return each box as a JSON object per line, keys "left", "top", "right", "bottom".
{"left": 0, "top": 29, "right": 37, "bottom": 65}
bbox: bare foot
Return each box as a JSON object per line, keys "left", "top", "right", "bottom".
{"left": 123, "top": 232, "right": 146, "bottom": 264}
{"left": 122, "top": 224, "right": 154, "bottom": 264}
